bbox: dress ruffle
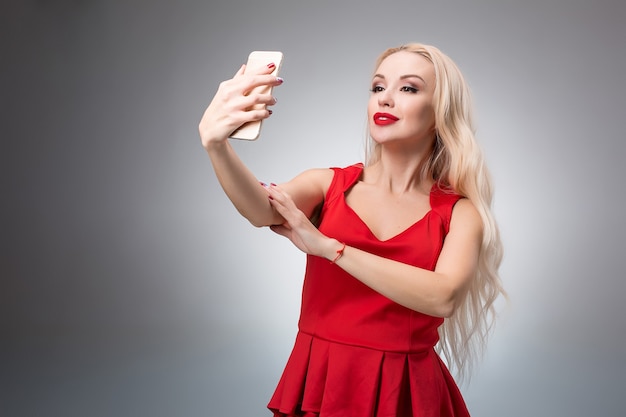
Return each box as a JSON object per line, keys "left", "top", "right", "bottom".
{"left": 268, "top": 332, "right": 469, "bottom": 417}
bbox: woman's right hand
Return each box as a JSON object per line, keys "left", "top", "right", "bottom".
{"left": 198, "top": 63, "right": 283, "bottom": 149}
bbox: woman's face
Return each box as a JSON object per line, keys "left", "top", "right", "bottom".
{"left": 367, "top": 51, "right": 437, "bottom": 149}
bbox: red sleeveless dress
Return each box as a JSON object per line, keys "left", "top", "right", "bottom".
{"left": 267, "top": 164, "right": 470, "bottom": 417}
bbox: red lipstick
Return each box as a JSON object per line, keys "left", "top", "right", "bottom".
{"left": 373, "top": 112, "right": 399, "bottom": 126}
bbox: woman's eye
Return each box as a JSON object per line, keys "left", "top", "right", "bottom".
{"left": 401, "top": 86, "right": 418, "bottom": 93}
{"left": 370, "top": 85, "right": 384, "bottom": 93}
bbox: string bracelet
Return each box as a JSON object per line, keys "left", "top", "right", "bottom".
{"left": 331, "top": 242, "right": 346, "bottom": 264}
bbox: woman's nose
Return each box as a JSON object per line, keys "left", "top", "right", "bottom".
{"left": 377, "top": 89, "right": 394, "bottom": 107}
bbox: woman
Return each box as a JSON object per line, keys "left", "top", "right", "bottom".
{"left": 199, "top": 43, "right": 505, "bottom": 417}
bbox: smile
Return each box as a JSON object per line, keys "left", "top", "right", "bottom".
{"left": 373, "top": 112, "right": 399, "bottom": 126}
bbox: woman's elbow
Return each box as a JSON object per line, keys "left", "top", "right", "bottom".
{"left": 248, "top": 217, "right": 268, "bottom": 228}
{"left": 238, "top": 208, "right": 280, "bottom": 228}
{"left": 434, "top": 288, "right": 464, "bottom": 318}
{"left": 430, "top": 299, "right": 455, "bottom": 318}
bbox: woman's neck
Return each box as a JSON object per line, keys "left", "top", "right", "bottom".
{"left": 365, "top": 148, "right": 433, "bottom": 195}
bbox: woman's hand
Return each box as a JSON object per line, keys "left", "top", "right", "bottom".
{"left": 199, "top": 63, "right": 283, "bottom": 149}
{"left": 266, "top": 184, "right": 338, "bottom": 260}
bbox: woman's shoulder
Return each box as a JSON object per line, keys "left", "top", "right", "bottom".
{"left": 451, "top": 198, "right": 480, "bottom": 221}
{"left": 430, "top": 184, "right": 479, "bottom": 233}
{"left": 330, "top": 162, "right": 364, "bottom": 172}
{"left": 447, "top": 198, "right": 483, "bottom": 244}
{"left": 299, "top": 163, "right": 363, "bottom": 188}
{"left": 296, "top": 167, "right": 335, "bottom": 185}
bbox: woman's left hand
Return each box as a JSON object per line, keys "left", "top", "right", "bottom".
{"left": 266, "top": 184, "right": 334, "bottom": 259}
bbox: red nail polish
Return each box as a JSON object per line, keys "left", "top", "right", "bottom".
{"left": 270, "top": 183, "right": 277, "bottom": 186}
{"left": 267, "top": 62, "right": 276, "bottom": 69}
{"left": 268, "top": 109, "right": 273, "bottom": 115}
{"left": 268, "top": 195, "right": 274, "bottom": 200}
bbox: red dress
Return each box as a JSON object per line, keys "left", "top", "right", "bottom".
{"left": 267, "top": 164, "right": 470, "bottom": 417}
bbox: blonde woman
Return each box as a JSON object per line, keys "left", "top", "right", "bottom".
{"left": 199, "top": 43, "right": 505, "bottom": 417}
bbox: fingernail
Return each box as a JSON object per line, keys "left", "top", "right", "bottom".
{"left": 268, "top": 195, "right": 274, "bottom": 200}
{"left": 276, "top": 77, "right": 284, "bottom": 84}
{"left": 259, "top": 181, "right": 268, "bottom": 187}
{"left": 267, "top": 62, "right": 276, "bottom": 69}
{"left": 270, "top": 183, "right": 277, "bottom": 186}
{"left": 268, "top": 109, "right": 273, "bottom": 115}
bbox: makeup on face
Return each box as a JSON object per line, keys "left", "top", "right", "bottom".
{"left": 373, "top": 112, "right": 399, "bottom": 126}
{"left": 367, "top": 51, "right": 437, "bottom": 144}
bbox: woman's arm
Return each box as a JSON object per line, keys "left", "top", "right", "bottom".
{"left": 199, "top": 64, "right": 332, "bottom": 226}
{"left": 205, "top": 140, "right": 280, "bottom": 226}
{"left": 331, "top": 198, "right": 482, "bottom": 317}
{"left": 207, "top": 141, "right": 332, "bottom": 226}
{"left": 199, "top": 63, "right": 282, "bottom": 226}
{"left": 267, "top": 186, "right": 482, "bottom": 318}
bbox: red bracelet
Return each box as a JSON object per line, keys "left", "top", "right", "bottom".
{"left": 331, "top": 242, "right": 346, "bottom": 264}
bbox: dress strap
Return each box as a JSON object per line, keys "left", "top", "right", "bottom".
{"left": 429, "top": 184, "right": 463, "bottom": 234}
{"left": 325, "top": 163, "right": 364, "bottom": 206}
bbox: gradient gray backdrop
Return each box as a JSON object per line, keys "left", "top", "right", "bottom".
{"left": 3, "top": 0, "right": 625, "bottom": 416}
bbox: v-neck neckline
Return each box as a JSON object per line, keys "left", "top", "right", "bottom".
{"left": 339, "top": 166, "right": 436, "bottom": 242}
{"left": 340, "top": 195, "right": 434, "bottom": 242}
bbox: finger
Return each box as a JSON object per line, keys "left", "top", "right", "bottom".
{"left": 268, "top": 188, "right": 305, "bottom": 226}
{"left": 235, "top": 61, "right": 278, "bottom": 84}
{"left": 268, "top": 185, "right": 297, "bottom": 211}
{"left": 239, "top": 92, "right": 278, "bottom": 109}
{"left": 247, "top": 62, "right": 279, "bottom": 76}
{"left": 245, "top": 107, "right": 273, "bottom": 123}
{"left": 233, "top": 64, "right": 246, "bottom": 77}
{"left": 269, "top": 224, "right": 291, "bottom": 239}
{"left": 268, "top": 195, "right": 293, "bottom": 224}
{"left": 241, "top": 74, "right": 284, "bottom": 96}
{"left": 223, "top": 90, "right": 274, "bottom": 120}
{"left": 216, "top": 102, "right": 273, "bottom": 140}
{"left": 266, "top": 185, "right": 288, "bottom": 208}
{"left": 267, "top": 190, "right": 287, "bottom": 214}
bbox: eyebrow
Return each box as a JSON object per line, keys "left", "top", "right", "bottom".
{"left": 373, "top": 74, "right": 428, "bottom": 86}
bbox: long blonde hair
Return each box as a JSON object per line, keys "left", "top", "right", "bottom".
{"left": 366, "top": 43, "right": 506, "bottom": 382}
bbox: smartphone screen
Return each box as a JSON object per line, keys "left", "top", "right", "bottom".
{"left": 230, "top": 51, "right": 284, "bottom": 140}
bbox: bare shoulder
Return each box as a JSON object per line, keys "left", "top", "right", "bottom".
{"left": 289, "top": 168, "right": 335, "bottom": 193}
{"left": 294, "top": 167, "right": 335, "bottom": 182}
{"left": 450, "top": 198, "right": 483, "bottom": 236}
{"left": 281, "top": 168, "right": 335, "bottom": 217}
{"left": 436, "top": 198, "right": 483, "bottom": 276}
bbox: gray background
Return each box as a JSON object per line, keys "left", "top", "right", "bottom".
{"left": 3, "top": 0, "right": 625, "bottom": 416}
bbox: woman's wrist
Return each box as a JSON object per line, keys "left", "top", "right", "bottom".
{"left": 325, "top": 239, "right": 346, "bottom": 263}
{"left": 203, "top": 136, "right": 229, "bottom": 153}
{"left": 204, "top": 137, "right": 237, "bottom": 163}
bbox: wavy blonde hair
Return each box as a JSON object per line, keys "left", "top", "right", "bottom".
{"left": 365, "top": 43, "right": 506, "bottom": 382}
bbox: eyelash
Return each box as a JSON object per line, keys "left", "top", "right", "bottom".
{"left": 370, "top": 85, "right": 419, "bottom": 93}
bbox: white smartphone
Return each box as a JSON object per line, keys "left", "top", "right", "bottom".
{"left": 229, "top": 50, "right": 284, "bottom": 141}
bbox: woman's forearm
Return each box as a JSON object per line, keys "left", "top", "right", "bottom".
{"left": 329, "top": 242, "right": 456, "bottom": 317}
{"left": 266, "top": 184, "right": 476, "bottom": 318}
{"left": 206, "top": 140, "right": 282, "bottom": 227}
{"left": 325, "top": 200, "right": 482, "bottom": 318}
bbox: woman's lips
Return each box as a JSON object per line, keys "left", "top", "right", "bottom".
{"left": 373, "top": 112, "right": 399, "bottom": 126}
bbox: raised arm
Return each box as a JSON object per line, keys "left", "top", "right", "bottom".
{"left": 199, "top": 63, "right": 332, "bottom": 227}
